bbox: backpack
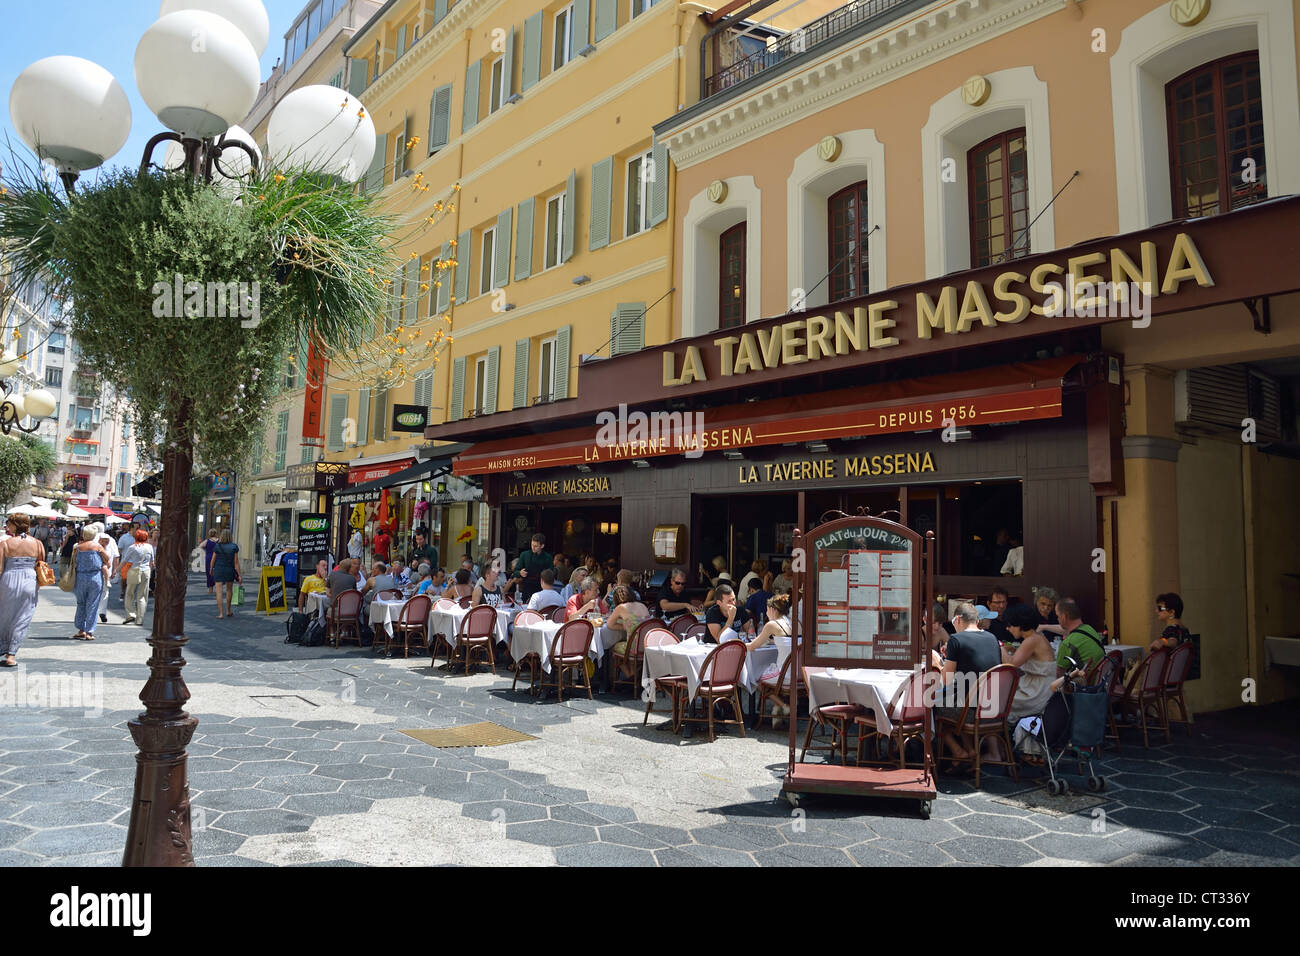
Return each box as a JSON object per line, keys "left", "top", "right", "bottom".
{"left": 301, "top": 619, "right": 327, "bottom": 647}
{"left": 285, "top": 611, "right": 310, "bottom": 645}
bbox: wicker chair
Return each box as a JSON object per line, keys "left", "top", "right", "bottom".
{"left": 393, "top": 594, "right": 431, "bottom": 658}
{"left": 1119, "top": 646, "right": 1171, "bottom": 748}
{"left": 610, "top": 619, "right": 660, "bottom": 697}
{"left": 936, "top": 664, "right": 1021, "bottom": 789}
{"left": 539, "top": 619, "right": 596, "bottom": 702}
{"left": 1162, "top": 642, "right": 1195, "bottom": 735}
{"left": 327, "top": 590, "right": 363, "bottom": 648}
{"left": 755, "top": 650, "right": 805, "bottom": 730}
{"left": 669, "top": 615, "right": 697, "bottom": 637}
{"left": 642, "top": 630, "right": 686, "bottom": 729}
{"left": 855, "top": 670, "right": 928, "bottom": 769}
{"left": 681, "top": 641, "right": 748, "bottom": 742}
{"left": 510, "top": 609, "right": 546, "bottom": 694}
{"left": 455, "top": 605, "right": 499, "bottom": 675}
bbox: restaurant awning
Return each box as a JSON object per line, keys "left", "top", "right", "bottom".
{"left": 452, "top": 355, "right": 1081, "bottom": 476}
{"left": 335, "top": 444, "right": 471, "bottom": 506}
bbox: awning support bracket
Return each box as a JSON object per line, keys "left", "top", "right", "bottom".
{"left": 1244, "top": 296, "right": 1271, "bottom": 335}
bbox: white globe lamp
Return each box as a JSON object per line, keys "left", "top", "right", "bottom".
{"left": 158, "top": 0, "right": 271, "bottom": 58}
{"left": 22, "top": 389, "right": 57, "bottom": 420}
{"left": 135, "top": 11, "right": 260, "bottom": 139}
{"left": 267, "top": 86, "right": 376, "bottom": 183}
{"left": 8, "top": 56, "right": 132, "bottom": 172}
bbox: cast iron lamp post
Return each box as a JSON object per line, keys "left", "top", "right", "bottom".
{"left": 7, "top": 0, "right": 376, "bottom": 866}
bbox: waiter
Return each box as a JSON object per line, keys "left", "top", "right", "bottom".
{"left": 511, "top": 533, "right": 552, "bottom": 603}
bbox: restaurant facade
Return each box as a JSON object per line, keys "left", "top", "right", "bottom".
{"left": 423, "top": 0, "right": 1300, "bottom": 716}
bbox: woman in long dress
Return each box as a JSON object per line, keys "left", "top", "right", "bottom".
{"left": 0, "top": 514, "right": 46, "bottom": 666}
{"left": 72, "top": 526, "right": 110, "bottom": 642}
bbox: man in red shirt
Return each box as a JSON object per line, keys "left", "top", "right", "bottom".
{"left": 373, "top": 528, "right": 391, "bottom": 562}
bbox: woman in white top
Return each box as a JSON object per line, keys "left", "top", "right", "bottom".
{"left": 745, "top": 594, "right": 794, "bottom": 724}
{"left": 120, "top": 529, "right": 157, "bottom": 626}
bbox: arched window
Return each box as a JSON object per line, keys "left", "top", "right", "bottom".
{"left": 967, "top": 129, "right": 1028, "bottom": 268}
{"left": 719, "top": 223, "right": 746, "bottom": 329}
{"left": 1166, "top": 52, "right": 1266, "bottom": 219}
{"left": 827, "top": 181, "right": 870, "bottom": 303}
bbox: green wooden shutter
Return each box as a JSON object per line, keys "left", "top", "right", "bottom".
{"left": 494, "top": 208, "right": 512, "bottom": 289}
{"left": 454, "top": 229, "right": 471, "bottom": 304}
{"left": 502, "top": 27, "right": 516, "bottom": 99}
{"left": 463, "top": 60, "right": 481, "bottom": 133}
{"left": 348, "top": 57, "right": 367, "bottom": 96}
{"left": 554, "top": 325, "right": 571, "bottom": 400}
{"left": 437, "top": 240, "right": 452, "bottom": 313}
{"left": 434, "top": 0, "right": 447, "bottom": 24}
{"left": 561, "top": 168, "right": 576, "bottom": 263}
{"left": 574, "top": 0, "right": 591, "bottom": 48}
{"left": 428, "top": 84, "right": 452, "bottom": 153}
{"left": 514, "top": 198, "right": 534, "bottom": 280}
{"left": 404, "top": 257, "right": 419, "bottom": 322}
{"left": 522, "top": 11, "right": 542, "bottom": 91}
{"left": 594, "top": 0, "right": 616, "bottom": 42}
{"left": 396, "top": 25, "right": 408, "bottom": 57}
{"left": 649, "top": 137, "right": 669, "bottom": 226}
{"left": 374, "top": 388, "right": 389, "bottom": 440}
{"left": 327, "top": 394, "right": 348, "bottom": 451}
{"left": 449, "top": 356, "right": 466, "bottom": 421}
{"left": 356, "top": 388, "right": 371, "bottom": 445}
{"left": 394, "top": 115, "right": 411, "bottom": 177}
{"left": 589, "top": 156, "right": 612, "bottom": 251}
{"left": 484, "top": 346, "right": 500, "bottom": 414}
{"left": 275, "top": 410, "right": 290, "bottom": 470}
{"left": 513, "top": 339, "right": 531, "bottom": 409}
{"left": 365, "top": 133, "right": 387, "bottom": 192}
{"left": 415, "top": 371, "right": 433, "bottom": 414}
{"left": 251, "top": 429, "right": 263, "bottom": 475}
{"left": 610, "top": 302, "right": 645, "bottom": 356}
{"left": 387, "top": 269, "right": 402, "bottom": 331}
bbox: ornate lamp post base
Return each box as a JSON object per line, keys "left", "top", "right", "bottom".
{"left": 122, "top": 634, "right": 198, "bottom": 867}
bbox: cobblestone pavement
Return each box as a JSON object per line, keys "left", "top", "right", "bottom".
{"left": 1, "top": 575, "right": 1297, "bottom": 866}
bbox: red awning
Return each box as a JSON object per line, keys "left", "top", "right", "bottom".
{"left": 78, "top": 506, "right": 122, "bottom": 517}
{"left": 453, "top": 355, "right": 1079, "bottom": 476}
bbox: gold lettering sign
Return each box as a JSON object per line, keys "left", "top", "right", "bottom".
{"left": 662, "top": 233, "right": 1213, "bottom": 386}
{"left": 738, "top": 452, "right": 936, "bottom": 484}
{"left": 508, "top": 475, "right": 612, "bottom": 498}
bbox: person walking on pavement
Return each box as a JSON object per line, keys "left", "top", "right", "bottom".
{"left": 203, "top": 527, "right": 219, "bottom": 593}
{"left": 94, "top": 525, "right": 119, "bottom": 624}
{"left": 59, "top": 527, "right": 78, "bottom": 578}
{"left": 0, "top": 514, "right": 46, "bottom": 666}
{"left": 72, "top": 527, "right": 110, "bottom": 641}
{"left": 121, "top": 529, "right": 156, "bottom": 626}
{"left": 211, "top": 530, "right": 242, "bottom": 619}
{"left": 117, "top": 522, "right": 137, "bottom": 603}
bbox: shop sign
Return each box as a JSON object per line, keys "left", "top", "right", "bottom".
{"left": 347, "top": 458, "right": 415, "bottom": 485}
{"left": 209, "top": 471, "right": 235, "bottom": 497}
{"left": 297, "top": 513, "right": 330, "bottom": 557}
{"left": 738, "top": 451, "right": 936, "bottom": 484}
{"left": 506, "top": 474, "right": 614, "bottom": 498}
{"left": 285, "top": 460, "right": 349, "bottom": 492}
{"left": 259, "top": 488, "right": 305, "bottom": 508}
{"left": 662, "top": 232, "right": 1212, "bottom": 386}
{"left": 391, "top": 404, "right": 428, "bottom": 433}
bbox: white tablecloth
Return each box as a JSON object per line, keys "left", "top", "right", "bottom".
{"left": 368, "top": 598, "right": 408, "bottom": 638}
{"left": 305, "top": 590, "right": 329, "bottom": 622}
{"left": 428, "top": 603, "right": 517, "bottom": 648}
{"left": 511, "top": 620, "right": 605, "bottom": 673}
{"left": 641, "top": 638, "right": 765, "bottom": 701}
{"left": 804, "top": 667, "right": 913, "bottom": 736}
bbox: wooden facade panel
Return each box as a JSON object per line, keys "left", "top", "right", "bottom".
{"left": 1023, "top": 473, "right": 1101, "bottom": 623}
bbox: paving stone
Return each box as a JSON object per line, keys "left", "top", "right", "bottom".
{"left": 388, "top": 766, "right": 470, "bottom": 788}
{"left": 866, "top": 815, "right": 962, "bottom": 843}
{"left": 1107, "top": 772, "right": 1187, "bottom": 793}
{"left": 848, "top": 839, "right": 952, "bottom": 866}
{"left": 0, "top": 849, "right": 42, "bottom": 865}
{"left": 189, "top": 771, "right": 267, "bottom": 791}
{"left": 753, "top": 844, "right": 855, "bottom": 866}
{"left": 1, "top": 749, "right": 82, "bottom": 766}
{"left": 213, "top": 746, "right": 295, "bottom": 762}
{"left": 555, "top": 842, "right": 657, "bottom": 866}
{"left": 1172, "top": 770, "right": 1246, "bottom": 790}
{"left": 0, "top": 736, "right": 76, "bottom": 752}
{"left": 286, "top": 740, "right": 343, "bottom": 753}
{"left": 548, "top": 804, "right": 614, "bottom": 826}
{"left": 689, "top": 822, "right": 787, "bottom": 852}
{"left": 193, "top": 788, "right": 287, "bottom": 812}
{"left": 1193, "top": 827, "right": 1299, "bottom": 858}
{"left": 1110, "top": 788, "right": 1194, "bottom": 811}
{"left": 17, "top": 824, "right": 128, "bottom": 857}
{"left": 194, "top": 854, "right": 275, "bottom": 866}
{"left": 211, "top": 809, "right": 316, "bottom": 836}
{"left": 312, "top": 764, "right": 392, "bottom": 781}
{"left": 577, "top": 802, "right": 638, "bottom": 825}
{"left": 0, "top": 822, "right": 36, "bottom": 848}
{"left": 505, "top": 820, "right": 598, "bottom": 847}
{"left": 939, "top": 836, "right": 1044, "bottom": 866}
{"left": 1108, "top": 807, "right": 1204, "bottom": 835}
{"left": 1186, "top": 805, "right": 1284, "bottom": 832}
{"left": 464, "top": 800, "right": 549, "bottom": 824}
{"left": 1025, "top": 832, "right": 1134, "bottom": 864}
{"left": 338, "top": 778, "right": 426, "bottom": 800}
{"left": 360, "top": 753, "right": 440, "bottom": 769}
{"left": 63, "top": 752, "right": 137, "bottom": 770}
{"left": 655, "top": 844, "right": 757, "bottom": 866}
{"left": 948, "top": 812, "right": 1046, "bottom": 840}
{"left": 7, "top": 782, "right": 108, "bottom": 803}
{"left": 280, "top": 793, "right": 376, "bottom": 816}
{"left": 1108, "top": 828, "right": 1216, "bottom": 861}
{"left": 12, "top": 800, "right": 126, "bottom": 828}
{"left": 60, "top": 739, "right": 139, "bottom": 755}
{"left": 191, "top": 826, "right": 250, "bottom": 856}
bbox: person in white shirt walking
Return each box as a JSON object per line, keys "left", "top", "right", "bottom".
{"left": 92, "top": 524, "right": 120, "bottom": 624}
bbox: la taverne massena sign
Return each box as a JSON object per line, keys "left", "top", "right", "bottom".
{"left": 663, "top": 232, "right": 1212, "bottom": 386}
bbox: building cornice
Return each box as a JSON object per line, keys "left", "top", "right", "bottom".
{"left": 661, "top": 0, "right": 1061, "bottom": 169}
{"left": 357, "top": 0, "right": 490, "bottom": 111}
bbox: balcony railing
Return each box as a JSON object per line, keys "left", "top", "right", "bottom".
{"left": 703, "top": 0, "right": 918, "bottom": 100}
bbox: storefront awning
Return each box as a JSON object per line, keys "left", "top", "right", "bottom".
{"left": 335, "top": 445, "right": 471, "bottom": 505}
{"left": 453, "top": 356, "right": 1081, "bottom": 476}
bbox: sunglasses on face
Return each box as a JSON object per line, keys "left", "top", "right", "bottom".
{"left": 1156, "top": 606, "right": 1169, "bottom": 612}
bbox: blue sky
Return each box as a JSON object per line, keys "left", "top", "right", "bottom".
{"left": 1, "top": 0, "right": 311, "bottom": 179}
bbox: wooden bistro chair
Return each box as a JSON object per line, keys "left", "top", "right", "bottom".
{"left": 540, "top": 619, "right": 596, "bottom": 702}
{"left": 428, "top": 598, "right": 460, "bottom": 664}
{"left": 855, "top": 669, "right": 927, "bottom": 769}
{"left": 1118, "top": 646, "right": 1170, "bottom": 748}
{"left": 393, "top": 594, "right": 432, "bottom": 658}
{"left": 681, "top": 640, "right": 748, "bottom": 742}
{"left": 669, "top": 615, "right": 697, "bottom": 638}
{"left": 642, "top": 630, "right": 687, "bottom": 729}
{"left": 327, "top": 590, "right": 363, "bottom": 648}
{"left": 801, "top": 669, "right": 866, "bottom": 766}
{"left": 1162, "top": 641, "right": 1195, "bottom": 736}
{"left": 454, "top": 605, "right": 499, "bottom": 676}
{"left": 683, "top": 621, "right": 710, "bottom": 642}
{"left": 936, "top": 664, "right": 1021, "bottom": 789}
{"left": 756, "top": 652, "right": 806, "bottom": 730}
{"left": 510, "top": 609, "right": 546, "bottom": 694}
{"left": 611, "top": 619, "right": 660, "bottom": 697}
{"left": 548, "top": 604, "right": 568, "bottom": 624}
{"left": 378, "top": 588, "right": 404, "bottom": 600}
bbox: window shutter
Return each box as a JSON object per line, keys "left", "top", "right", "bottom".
{"left": 387, "top": 269, "right": 402, "bottom": 331}
{"left": 395, "top": 115, "right": 411, "bottom": 177}
{"left": 561, "top": 168, "right": 576, "bottom": 263}
{"left": 463, "top": 60, "right": 481, "bottom": 133}
{"left": 454, "top": 229, "right": 471, "bottom": 304}
{"left": 513, "top": 339, "right": 531, "bottom": 409}
{"left": 251, "top": 430, "right": 263, "bottom": 475}
{"left": 404, "top": 257, "right": 419, "bottom": 322}
{"left": 275, "top": 410, "right": 290, "bottom": 470}
{"left": 437, "top": 240, "right": 452, "bottom": 313}
{"left": 610, "top": 302, "right": 645, "bottom": 356}
{"left": 365, "top": 133, "right": 387, "bottom": 192}
{"left": 327, "top": 394, "right": 348, "bottom": 451}
{"left": 434, "top": 0, "right": 447, "bottom": 24}
{"left": 502, "top": 27, "right": 516, "bottom": 98}
{"left": 415, "top": 370, "right": 433, "bottom": 414}
{"left": 594, "top": 0, "right": 616, "bottom": 42}
{"left": 522, "top": 12, "right": 542, "bottom": 91}
{"left": 484, "top": 346, "right": 500, "bottom": 414}
{"left": 494, "top": 208, "right": 512, "bottom": 289}
{"left": 428, "top": 84, "right": 452, "bottom": 153}
{"left": 374, "top": 389, "right": 389, "bottom": 440}
{"left": 589, "top": 156, "right": 613, "bottom": 251}
{"left": 649, "top": 137, "right": 669, "bottom": 227}
{"left": 554, "top": 326, "right": 571, "bottom": 400}
{"left": 296, "top": 342, "right": 307, "bottom": 384}
{"left": 450, "top": 356, "right": 467, "bottom": 421}
{"left": 396, "top": 25, "right": 408, "bottom": 57}
{"left": 514, "top": 198, "right": 535, "bottom": 280}
{"left": 348, "top": 57, "right": 367, "bottom": 96}
{"left": 574, "top": 0, "right": 591, "bottom": 47}
{"left": 356, "top": 388, "right": 371, "bottom": 445}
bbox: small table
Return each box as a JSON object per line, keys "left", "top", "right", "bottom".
{"left": 510, "top": 620, "right": 604, "bottom": 673}
{"left": 641, "top": 639, "right": 768, "bottom": 703}
{"left": 804, "top": 667, "right": 914, "bottom": 737}
{"left": 305, "top": 590, "right": 330, "bottom": 622}
{"left": 368, "top": 597, "right": 409, "bottom": 640}
{"left": 428, "top": 602, "right": 516, "bottom": 650}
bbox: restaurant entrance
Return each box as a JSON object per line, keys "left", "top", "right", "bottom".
{"left": 502, "top": 499, "right": 622, "bottom": 567}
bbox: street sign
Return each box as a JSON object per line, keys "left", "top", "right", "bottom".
{"left": 256, "top": 566, "right": 287, "bottom": 615}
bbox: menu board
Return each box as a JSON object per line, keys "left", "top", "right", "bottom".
{"left": 809, "top": 523, "right": 916, "bottom": 664}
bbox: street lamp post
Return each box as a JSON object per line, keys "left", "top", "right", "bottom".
{"left": 6, "top": 0, "right": 376, "bottom": 866}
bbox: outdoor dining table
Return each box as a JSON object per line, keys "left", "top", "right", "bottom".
{"left": 641, "top": 636, "right": 773, "bottom": 702}
{"left": 368, "top": 597, "right": 409, "bottom": 639}
{"left": 428, "top": 601, "right": 518, "bottom": 649}
{"left": 305, "top": 590, "right": 330, "bottom": 622}
{"left": 804, "top": 667, "right": 914, "bottom": 737}
{"left": 510, "top": 619, "right": 605, "bottom": 673}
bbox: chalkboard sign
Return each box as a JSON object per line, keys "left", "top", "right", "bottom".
{"left": 297, "top": 512, "right": 330, "bottom": 570}
{"left": 257, "top": 566, "right": 288, "bottom": 615}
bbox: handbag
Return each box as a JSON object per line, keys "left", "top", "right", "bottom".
{"left": 58, "top": 560, "right": 76, "bottom": 592}
{"left": 231, "top": 583, "right": 245, "bottom": 606}
{"left": 35, "top": 559, "right": 56, "bottom": 588}
{"left": 119, "top": 561, "right": 133, "bottom": 580}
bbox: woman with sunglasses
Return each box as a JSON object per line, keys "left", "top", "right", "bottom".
{"left": 1149, "top": 593, "right": 1189, "bottom": 653}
